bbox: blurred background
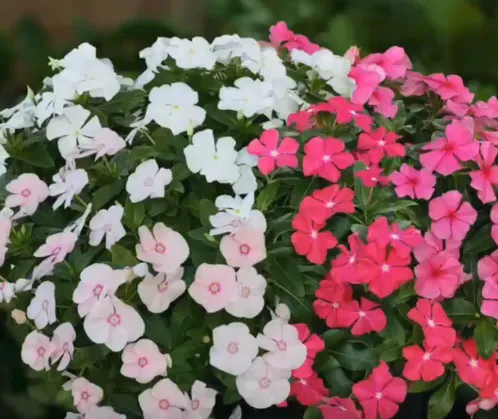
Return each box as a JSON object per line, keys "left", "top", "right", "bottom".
{"left": 1, "top": 0, "right": 498, "bottom": 417}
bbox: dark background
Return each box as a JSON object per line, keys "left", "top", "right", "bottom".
{"left": 1, "top": 0, "right": 498, "bottom": 417}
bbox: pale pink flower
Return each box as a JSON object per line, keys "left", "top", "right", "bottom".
{"left": 70, "top": 377, "right": 104, "bottom": 414}
{"left": 220, "top": 226, "right": 266, "bottom": 268}
{"left": 11, "top": 309, "right": 27, "bottom": 324}
{"left": 183, "top": 381, "right": 217, "bottom": 419}
{"left": 85, "top": 406, "right": 126, "bottom": 419}
{"left": 27, "top": 281, "right": 56, "bottom": 329}
{"left": 79, "top": 127, "right": 126, "bottom": 159}
{"left": 389, "top": 164, "right": 436, "bottom": 200}
{"left": 50, "top": 322, "right": 76, "bottom": 371}
{"left": 21, "top": 330, "right": 55, "bottom": 371}
{"left": 138, "top": 268, "right": 186, "bottom": 313}
{"left": 73, "top": 263, "right": 127, "bottom": 317}
{"left": 136, "top": 223, "right": 189, "bottom": 274}
{"left": 225, "top": 267, "right": 267, "bottom": 318}
{"left": 209, "top": 322, "right": 258, "bottom": 375}
{"left": 83, "top": 296, "right": 145, "bottom": 352}
{"left": 188, "top": 264, "right": 238, "bottom": 313}
{"left": 49, "top": 167, "right": 89, "bottom": 210}
{"left": 34, "top": 231, "right": 77, "bottom": 264}
{"left": 0, "top": 207, "right": 13, "bottom": 248}
{"left": 257, "top": 318, "right": 307, "bottom": 370}
{"left": 126, "top": 159, "right": 172, "bottom": 203}
{"left": 0, "top": 281, "right": 15, "bottom": 303}
{"left": 89, "top": 204, "right": 126, "bottom": 249}
{"left": 138, "top": 378, "right": 188, "bottom": 419}
{"left": 121, "top": 339, "right": 168, "bottom": 384}
{"left": 6, "top": 173, "right": 49, "bottom": 216}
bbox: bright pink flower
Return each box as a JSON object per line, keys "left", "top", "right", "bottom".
{"left": 340, "top": 297, "right": 387, "bottom": 336}
{"left": 6, "top": 173, "right": 49, "bottom": 216}
{"left": 402, "top": 342, "right": 452, "bottom": 382}
{"left": 34, "top": 231, "right": 77, "bottom": 264}
{"left": 319, "top": 397, "right": 363, "bottom": 419}
{"left": 291, "top": 212, "right": 337, "bottom": 264}
{"left": 303, "top": 137, "right": 355, "bottom": 182}
{"left": 367, "top": 216, "right": 423, "bottom": 258}
{"left": 420, "top": 121, "right": 479, "bottom": 175}
{"left": 358, "top": 127, "right": 404, "bottom": 162}
{"left": 287, "top": 111, "right": 313, "bottom": 132}
{"left": 355, "top": 153, "right": 389, "bottom": 187}
{"left": 453, "top": 340, "right": 496, "bottom": 388}
{"left": 480, "top": 377, "right": 498, "bottom": 409}
{"left": 352, "top": 361, "right": 407, "bottom": 419}
{"left": 429, "top": 190, "right": 477, "bottom": 241}
{"left": 362, "top": 244, "right": 413, "bottom": 298}
{"left": 407, "top": 299, "right": 456, "bottom": 348}
{"left": 414, "top": 252, "right": 464, "bottom": 299}
{"left": 350, "top": 66, "right": 385, "bottom": 105}
{"left": 330, "top": 234, "right": 373, "bottom": 285}
{"left": 269, "top": 21, "right": 320, "bottom": 54}
{"left": 492, "top": 204, "right": 498, "bottom": 245}
{"left": 314, "top": 97, "right": 373, "bottom": 131}
{"left": 220, "top": 226, "right": 267, "bottom": 268}
{"left": 361, "top": 47, "right": 412, "bottom": 80}
{"left": 470, "top": 142, "right": 498, "bottom": 203}
{"left": 292, "top": 324, "right": 325, "bottom": 379}
{"left": 290, "top": 372, "right": 328, "bottom": 406}
{"left": 413, "top": 231, "right": 461, "bottom": 264}
{"left": 401, "top": 71, "right": 429, "bottom": 96}
{"left": 443, "top": 99, "right": 470, "bottom": 117}
{"left": 477, "top": 250, "right": 498, "bottom": 320}
{"left": 313, "top": 279, "right": 354, "bottom": 328}
{"left": 390, "top": 164, "right": 436, "bottom": 200}
{"left": 472, "top": 96, "right": 498, "bottom": 119}
{"left": 247, "top": 129, "right": 299, "bottom": 175}
{"left": 299, "top": 185, "right": 355, "bottom": 223}
{"left": 368, "top": 87, "right": 398, "bottom": 118}
{"left": 425, "top": 73, "right": 474, "bottom": 103}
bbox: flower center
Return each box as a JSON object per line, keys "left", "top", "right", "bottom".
{"left": 155, "top": 243, "right": 166, "bottom": 254}
{"left": 470, "top": 359, "right": 478, "bottom": 368}
{"left": 107, "top": 313, "right": 121, "bottom": 326}
{"left": 239, "top": 244, "right": 250, "bottom": 255}
{"left": 310, "top": 230, "right": 318, "bottom": 239}
{"left": 227, "top": 342, "right": 239, "bottom": 354}
{"left": 408, "top": 177, "right": 419, "bottom": 186}
{"left": 42, "top": 300, "right": 49, "bottom": 310}
{"left": 423, "top": 352, "right": 431, "bottom": 361}
{"left": 63, "top": 343, "right": 69, "bottom": 351}
{"left": 358, "top": 311, "right": 366, "bottom": 317}
{"left": 447, "top": 210, "right": 457, "bottom": 220}
{"left": 191, "top": 399, "right": 200, "bottom": 410}
{"left": 349, "top": 255, "right": 356, "bottom": 264}
{"left": 325, "top": 201, "right": 335, "bottom": 208}
{"left": 208, "top": 282, "right": 221, "bottom": 295}
{"left": 378, "top": 140, "right": 386, "bottom": 147}
{"left": 381, "top": 264, "right": 390, "bottom": 272}
{"left": 391, "top": 233, "right": 399, "bottom": 240}
{"left": 93, "top": 284, "right": 103, "bottom": 298}
{"left": 52, "top": 246, "right": 61, "bottom": 256}
{"left": 443, "top": 142, "right": 455, "bottom": 153}
{"left": 81, "top": 391, "right": 89, "bottom": 401}
{"left": 427, "top": 319, "right": 435, "bottom": 328}
{"left": 259, "top": 377, "right": 271, "bottom": 389}
{"left": 431, "top": 267, "right": 443, "bottom": 278}
{"left": 332, "top": 302, "right": 339, "bottom": 309}
{"left": 158, "top": 281, "right": 169, "bottom": 292}
{"left": 144, "top": 177, "right": 154, "bottom": 187}
{"left": 159, "top": 399, "right": 170, "bottom": 410}
{"left": 37, "top": 347, "right": 45, "bottom": 357}
{"left": 375, "top": 392, "right": 383, "bottom": 399}
{"left": 270, "top": 149, "right": 279, "bottom": 158}
{"left": 138, "top": 357, "right": 148, "bottom": 367}
{"left": 277, "top": 340, "right": 287, "bottom": 351}
{"left": 241, "top": 286, "right": 251, "bottom": 298}
{"left": 105, "top": 223, "right": 112, "bottom": 232}
{"left": 21, "top": 189, "right": 31, "bottom": 198}
{"left": 322, "top": 155, "right": 331, "bottom": 162}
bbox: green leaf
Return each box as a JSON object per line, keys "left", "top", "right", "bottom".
{"left": 442, "top": 298, "right": 479, "bottom": 324}
{"left": 111, "top": 244, "right": 138, "bottom": 267}
{"left": 397, "top": 282, "right": 416, "bottom": 303}
{"left": 474, "top": 321, "right": 498, "bottom": 359}
{"left": 205, "top": 103, "right": 237, "bottom": 127}
{"left": 304, "top": 406, "right": 322, "bottom": 419}
{"left": 92, "top": 179, "right": 124, "bottom": 210}
{"left": 321, "top": 329, "right": 347, "bottom": 348}
{"left": 382, "top": 311, "right": 406, "bottom": 346}
{"left": 124, "top": 199, "right": 146, "bottom": 231}
{"left": 353, "top": 161, "right": 369, "bottom": 209}
{"left": 199, "top": 199, "right": 217, "bottom": 226}
{"left": 144, "top": 316, "right": 171, "bottom": 349}
{"left": 223, "top": 388, "right": 241, "bottom": 405}
{"left": 374, "top": 200, "right": 419, "bottom": 215}
{"left": 110, "top": 394, "right": 141, "bottom": 416}
{"left": 268, "top": 257, "right": 305, "bottom": 298}
{"left": 256, "top": 182, "right": 280, "bottom": 212}
{"left": 331, "top": 343, "right": 378, "bottom": 371}
{"left": 463, "top": 223, "right": 495, "bottom": 254}
{"left": 427, "top": 373, "right": 457, "bottom": 419}
{"left": 409, "top": 375, "right": 445, "bottom": 393}
{"left": 377, "top": 341, "right": 403, "bottom": 362}
{"left": 97, "top": 90, "right": 146, "bottom": 113}
{"left": 171, "top": 162, "right": 191, "bottom": 181}
{"left": 322, "top": 367, "right": 353, "bottom": 397}
{"left": 73, "top": 345, "right": 110, "bottom": 369}
{"left": 8, "top": 141, "right": 55, "bottom": 168}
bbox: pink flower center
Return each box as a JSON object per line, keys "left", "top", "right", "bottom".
{"left": 431, "top": 266, "right": 443, "bottom": 278}
{"left": 375, "top": 392, "right": 383, "bottom": 399}
{"left": 227, "top": 342, "right": 239, "bottom": 354}
{"left": 277, "top": 340, "right": 287, "bottom": 351}
{"left": 155, "top": 243, "right": 166, "bottom": 254}
{"left": 443, "top": 142, "right": 455, "bottom": 153}
{"left": 158, "top": 281, "right": 168, "bottom": 292}
{"left": 42, "top": 300, "right": 49, "bottom": 310}
{"left": 159, "top": 399, "right": 170, "bottom": 410}
{"left": 423, "top": 352, "right": 431, "bottom": 361}
{"left": 239, "top": 244, "right": 250, "bottom": 255}
{"left": 105, "top": 224, "right": 112, "bottom": 232}
{"left": 332, "top": 302, "right": 339, "bottom": 309}
{"left": 270, "top": 149, "right": 279, "bottom": 158}
{"left": 81, "top": 391, "right": 89, "bottom": 401}
{"left": 191, "top": 399, "right": 200, "bottom": 410}
{"left": 241, "top": 286, "right": 251, "bottom": 298}
{"left": 63, "top": 343, "right": 69, "bottom": 351}
{"left": 381, "top": 264, "right": 390, "bottom": 272}
{"left": 259, "top": 377, "right": 271, "bottom": 389}
{"left": 378, "top": 140, "right": 386, "bottom": 147}
{"left": 408, "top": 177, "right": 419, "bottom": 186}
{"left": 325, "top": 201, "right": 335, "bottom": 208}
{"left": 470, "top": 359, "right": 478, "bottom": 368}
{"left": 144, "top": 177, "right": 154, "bottom": 187}
{"left": 391, "top": 234, "right": 399, "bottom": 240}
{"left": 52, "top": 247, "right": 62, "bottom": 256}
{"left": 93, "top": 284, "right": 103, "bottom": 298}
{"left": 349, "top": 256, "right": 356, "bottom": 264}
{"left": 208, "top": 282, "right": 221, "bottom": 295}
{"left": 138, "top": 357, "right": 148, "bottom": 367}
{"left": 37, "top": 347, "right": 46, "bottom": 357}
{"left": 21, "top": 189, "right": 31, "bottom": 198}
{"left": 107, "top": 313, "right": 121, "bottom": 326}
{"left": 322, "top": 155, "right": 331, "bottom": 162}
{"left": 427, "top": 319, "right": 435, "bottom": 328}
{"left": 310, "top": 230, "right": 318, "bottom": 239}
{"left": 358, "top": 311, "right": 366, "bottom": 318}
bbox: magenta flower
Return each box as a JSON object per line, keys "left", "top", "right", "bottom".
{"left": 358, "top": 127, "right": 405, "bottom": 162}
{"left": 390, "top": 164, "right": 436, "bottom": 200}
{"left": 470, "top": 142, "right": 498, "bottom": 203}
{"left": 402, "top": 342, "right": 452, "bottom": 382}
{"left": 361, "top": 46, "right": 412, "bottom": 80}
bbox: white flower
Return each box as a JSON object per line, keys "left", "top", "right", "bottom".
{"left": 270, "top": 77, "right": 301, "bottom": 119}
{"left": 236, "top": 357, "right": 291, "bottom": 409}
{"left": 21, "top": 330, "right": 55, "bottom": 371}
{"left": 49, "top": 167, "right": 89, "bottom": 210}
{"left": 140, "top": 38, "right": 170, "bottom": 72}
{"left": 0, "top": 143, "right": 9, "bottom": 177}
{"left": 228, "top": 405, "right": 242, "bottom": 419}
{"left": 232, "top": 147, "right": 258, "bottom": 196}
{"left": 290, "top": 49, "right": 313, "bottom": 66}
{"left": 1, "top": 88, "right": 36, "bottom": 130}
{"left": 46, "top": 105, "right": 101, "bottom": 159}
{"left": 89, "top": 204, "right": 126, "bottom": 249}
{"left": 59, "top": 43, "right": 121, "bottom": 101}
{"left": 50, "top": 322, "right": 76, "bottom": 371}
{"left": 27, "top": 281, "right": 56, "bottom": 329}
{"left": 183, "top": 381, "right": 217, "bottom": 419}
{"left": 126, "top": 159, "right": 172, "bottom": 203}
{"left": 311, "top": 50, "right": 356, "bottom": 97}
{"left": 274, "top": 302, "right": 291, "bottom": 323}
{"left": 219, "top": 77, "right": 275, "bottom": 118}
{"left": 225, "top": 268, "right": 267, "bottom": 319}
{"left": 121, "top": 339, "right": 168, "bottom": 384}
{"left": 0, "top": 281, "right": 15, "bottom": 303}
{"left": 209, "top": 323, "right": 258, "bottom": 375}
{"left": 168, "top": 37, "right": 216, "bottom": 70}
{"left": 73, "top": 264, "right": 127, "bottom": 317}
{"left": 65, "top": 203, "right": 92, "bottom": 236}
{"left": 211, "top": 35, "right": 261, "bottom": 65}
{"left": 243, "top": 47, "right": 286, "bottom": 81}
{"left": 126, "top": 113, "right": 150, "bottom": 144}
{"left": 256, "top": 318, "right": 307, "bottom": 370}
{"left": 262, "top": 119, "right": 284, "bottom": 130}
{"left": 146, "top": 83, "right": 206, "bottom": 135}
{"left": 138, "top": 268, "right": 186, "bottom": 313}
{"left": 139, "top": 378, "right": 188, "bottom": 419}
{"left": 184, "top": 129, "right": 239, "bottom": 184}
{"left": 209, "top": 193, "right": 266, "bottom": 236}
{"left": 79, "top": 127, "right": 126, "bottom": 159}
{"left": 83, "top": 296, "right": 145, "bottom": 352}
{"left": 85, "top": 406, "right": 126, "bottom": 419}
{"left": 35, "top": 73, "right": 76, "bottom": 125}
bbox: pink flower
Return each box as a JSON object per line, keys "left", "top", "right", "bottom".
{"left": 292, "top": 324, "right": 325, "bottom": 379}
{"left": 367, "top": 216, "right": 423, "bottom": 258}
{"left": 219, "top": 226, "right": 267, "bottom": 267}
{"left": 420, "top": 120, "right": 479, "bottom": 175}
{"left": 287, "top": 111, "right": 313, "bottom": 132}
{"left": 425, "top": 73, "right": 474, "bottom": 103}
{"left": 477, "top": 250, "right": 498, "bottom": 320}
{"left": 85, "top": 406, "right": 125, "bottom": 419}
{"left": 184, "top": 381, "right": 217, "bottom": 419}
{"left": 492, "top": 204, "right": 498, "bottom": 245}
{"left": 300, "top": 185, "right": 355, "bottom": 223}
{"left": 443, "top": 99, "right": 470, "bottom": 117}
{"left": 70, "top": 377, "right": 104, "bottom": 414}
{"left": 313, "top": 279, "right": 354, "bottom": 328}
{"left": 290, "top": 372, "right": 328, "bottom": 406}
{"left": 407, "top": 299, "right": 456, "bottom": 348}
{"left": 363, "top": 244, "right": 413, "bottom": 298}
{"left": 21, "top": 330, "right": 55, "bottom": 371}
{"left": 402, "top": 343, "right": 452, "bottom": 382}
{"left": 401, "top": 71, "right": 429, "bottom": 96}
{"left": 414, "top": 252, "right": 464, "bottom": 299}
{"left": 188, "top": 264, "right": 238, "bottom": 313}
{"left": 313, "top": 97, "right": 373, "bottom": 131}
{"left": 50, "top": 323, "right": 76, "bottom": 371}
{"left": 5, "top": 173, "right": 49, "bottom": 216}
{"left": 341, "top": 297, "right": 387, "bottom": 336}
{"left": 303, "top": 136, "right": 355, "bottom": 182}
{"left": 330, "top": 234, "right": 373, "bottom": 285}
{"left": 358, "top": 127, "right": 404, "bottom": 162}
{"left": 319, "top": 397, "right": 364, "bottom": 419}
{"left": 247, "top": 129, "right": 299, "bottom": 175}
{"left": 136, "top": 223, "right": 190, "bottom": 274}
{"left": 429, "top": 190, "right": 477, "bottom": 241}
{"left": 355, "top": 154, "right": 389, "bottom": 187}
{"left": 349, "top": 66, "right": 384, "bottom": 105}
{"left": 79, "top": 127, "right": 126, "bottom": 159}
{"left": 368, "top": 87, "right": 398, "bottom": 118}
{"left": 413, "top": 231, "right": 461, "bottom": 264}
{"left": 470, "top": 142, "right": 498, "bottom": 203}
{"left": 269, "top": 21, "right": 320, "bottom": 54}
{"left": 121, "top": 339, "right": 168, "bottom": 384}
{"left": 138, "top": 378, "right": 188, "bottom": 419}
{"left": 390, "top": 164, "right": 436, "bottom": 200}
{"left": 34, "top": 231, "right": 77, "bottom": 264}
{"left": 291, "top": 212, "right": 337, "bottom": 264}
{"left": 472, "top": 96, "right": 498, "bottom": 119}
{"left": 361, "top": 46, "right": 412, "bottom": 80}
{"left": 352, "top": 361, "right": 407, "bottom": 419}
{"left": 480, "top": 378, "right": 498, "bottom": 410}
{"left": 138, "top": 269, "right": 186, "bottom": 314}
{"left": 453, "top": 340, "right": 496, "bottom": 388}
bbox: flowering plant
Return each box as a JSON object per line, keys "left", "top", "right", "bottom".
{"left": 1, "top": 20, "right": 498, "bottom": 419}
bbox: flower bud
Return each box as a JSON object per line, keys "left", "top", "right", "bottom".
{"left": 11, "top": 309, "right": 27, "bottom": 325}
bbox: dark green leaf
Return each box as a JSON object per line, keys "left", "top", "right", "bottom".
{"left": 124, "top": 199, "right": 146, "bottom": 231}
{"left": 322, "top": 367, "right": 353, "bottom": 397}
{"left": 223, "top": 388, "right": 241, "bottom": 405}
{"left": 110, "top": 394, "right": 141, "bottom": 416}
{"left": 377, "top": 341, "right": 403, "bottom": 362}
{"left": 321, "top": 329, "right": 347, "bottom": 349}
{"left": 199, "top": 199, "right": 217, "bottom": 226}
{"left": 442, "top": 298, "right": 479, "bottom": 324}
{"left": 464, "top": 223, "right": 495, "bottom": 254}
{"left": 8, "top": 141, "right": 55, "bottom": 168}
{"left": 331, "top": 343, "right": 378, "bottom": 371}
{"left": 268, "top": 257, "right": 305, "bottom": 298}
{"left": 92, "top": 179, "right": 124, "bottom": 210}
{"left": 144, "top": 316, "right": 171, "bottom": 349}
{"left": 205, "top": 104, "right": 237, "bottom": 127}
{"left": 427, "top": 373, "right": 457, "bottom": 419}
{"left": 353, "top": 161, "right": 369, "bottom": 209}
{"left": 304, "top": 406, "right": 322, "bottom": 419}
{"left": 256, "top": 182, "right": 280, "bottom": 212}
{"left": 409, "top": 375, "right": 445, "bottom": 393}
{"left": 111, "top": 244, "right": 138, "bottom": 267}
{"left": 474, "top": 321, "right": 498, "bottom": 359}
{"left": 171, "top": 162, "right": 191, "bottom": 181}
